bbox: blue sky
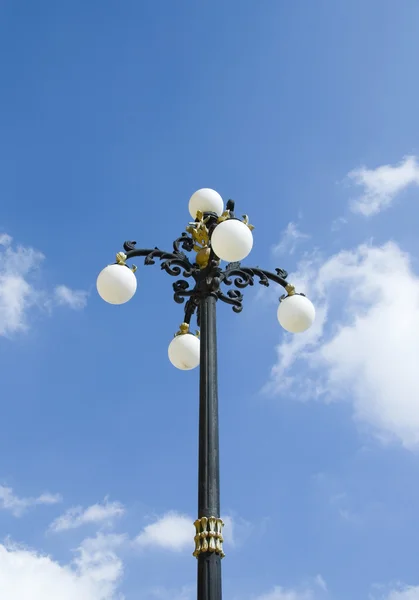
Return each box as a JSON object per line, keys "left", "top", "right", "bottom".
{"left": 1, "top": 1, "right": 419, "bottom": 598}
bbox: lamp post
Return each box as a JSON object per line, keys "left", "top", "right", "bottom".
{"left": 97, "top": 189, "right": 315, "bottom": 600}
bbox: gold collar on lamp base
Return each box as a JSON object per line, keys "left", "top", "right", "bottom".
{"left": 193, "top": 516, "right": 225, "bottom": 559}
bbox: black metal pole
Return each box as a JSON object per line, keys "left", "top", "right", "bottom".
{"left": 120, "top": 225, "right": 292, "bottom": 600}
{"left": 197, "top": 293, "right": 222, "bottom": 600}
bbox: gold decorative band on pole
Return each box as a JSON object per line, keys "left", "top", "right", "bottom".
{"left": 193, "top": 516, "right": 225, "bottom": 558}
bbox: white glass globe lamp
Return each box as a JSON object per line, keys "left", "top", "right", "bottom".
{"left": 168, "top": 329, "right": 200, "bottom": 370}
{"left": 211, "top": 219, "right": 253, "bottom": 262}
{"left": 277, "top": 294, "right": 315, "bottom": 333}
{"left": 188, "top": 188, "right": 224, "bottom": 219}
{"left": 97, "top": 264, "right": 137, "bottom": 305}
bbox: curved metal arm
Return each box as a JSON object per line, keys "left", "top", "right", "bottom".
{"left": 216, "top": 288, "right": 244, "bottom": 313}
{"left": 123, "top": 239, "right": 196, "bottom": 278}
{"left": 217, "top": 262, "right": 291, "bottom": 313}
{"left": 221, "top": 262, "right": 288, "bottom": 287}
{"left": 121, "top": 239, "right": 201, "bottom": 325}
{"left": 116, "top": 238, "right": 293, "bottom": 322}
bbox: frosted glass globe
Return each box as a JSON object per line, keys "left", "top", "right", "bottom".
{"left": 277, "top": 294, "right": 315, "bottom": 333}
{"left": 211, "top": 219, "right": 253, "bottom": 262}
{"left": 96, "top": 264, "right": 137, "bottom": 305}
{"left": 188, "top": 188, "right": 224, "bottom": 219}
{"left": 168, "top": 334, "right": 200, "bottom": 370}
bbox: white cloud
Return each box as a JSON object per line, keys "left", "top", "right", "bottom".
{"left": 135, "top": 511, "right": 193, "bottom": 552}
{"left": 0, "top": 533, "right": 124, "bottom": 600}
{"left": 253, "top": 576, "right": 327, "bottom": 600}
{"left": 0, "top": 234, "right": 88, "bottom": 336}
{"left": 267, "top": 241, "right": 419, "bottom": 449}
{"left": 0, "top": 233, "right": 12, "bottom": 246}
{"left": 348, "top": 155, "right": 419, "bottom": 216}
{"left": 221, "top": 514, "right": 253, "bottom": 548}
{"left": 222, "top": 515, "right": 235, "bottom": 546}
{"left": 255, "top": 586, "right": 313, "bottom": 600}
{"left": 0, "top": 236, "right": 45, "bottom": 336}
{"left": 314, "top": 575, "right": 327, "bottom": 592}
{"left": 54, "top": 285, "right": 88, "bottom": 310}
{"left": 37, "top": 493, "right": 63, "bottom": 505}
{"left": 50, "top": 499, "right": 125, "bottom": 533}
{"left": 0, "top": 485, "right": 61, "bottom": 517}
{"left": 384, "top": 585, "right": 419, "bottom": 599}
{"left": 273, "top": 222, "right": 310, "bottom": 256}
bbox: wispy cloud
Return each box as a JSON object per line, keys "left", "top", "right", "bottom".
{"left": 221, "top": 514, "right": 253, "bottom": 548}
{"left": 135, "top": 511, "right": 193, "bottom": 552}
{"left": 253, "top": 577, "right": 329, "bottom": 600}
{"left": 0, "top": 234, "right": 88, "bottom": 336}
{"left": 314, "top": 576, "right": 327, "bottom": 593}
{"left": 255, "top": 586, "right": 313, "bottom": 600}
{"left": 0, "top": 236, "right": 45, "bottom": 336}
{"left": 266, "top": 241, "right": 419, "bottom": 450}
{"left": 383, "top": 584, "right": 419, "bottom": 599}
{"left": 54, "top": 285, "right": 88, "bottom": 310}
{"left": 273, "top": 222, "right": 310, "bottom": 256}
{"left": 348, "top": 155, "right": 419, "bottom": 216}
{"left": 0, "top": 532, "right": 125, "bottom": 600}
{"left": 0, "top": 234, "right": 12, "bottom": 246}
{"left": 330, "top": 493, "right": 361, "bottom": 525}
{"left": 50, "top": 498, "right": 125, "bottom": 532}
{"left": 0, "top": 485, "right": 61, "bottom": 517}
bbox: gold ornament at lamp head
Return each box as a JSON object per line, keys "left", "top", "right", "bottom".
{"left": 186, "top": 211, "right": 210, "bottom": 248}
{"left": 217, "top": 210, "right": 231, "bottom": 223}
{"left": 217, "top": 211, "right": 255, "bottom": 231}
{"left": 175, "top": 323, "right": 190, "bottom": 336}
{"left": 186, "top": 210, "right": 212, "bottom": 268}
{"left": 115, "top": 252, "right": 137, "bottom": 272}
{"left": 242, "top": 215, "right": 255, "bottom": 231}
{"left": 116, "top": 252, "right": 127, "bottom": 265}
{"left": 174, "top": 323, "right": 200, "bottom": 338}
{"left": 285, "top": 283, "right": 296, "bottom": 296}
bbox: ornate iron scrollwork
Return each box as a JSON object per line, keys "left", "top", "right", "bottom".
{"left": 216, "top": 288, "right": 244, "bottom": 313}
{"left": 215, "top": 262, "right": 289, "bottom": 313}
{"left": 118, "top": 225, "right": 290, "bottom": 323}
{"left": 173, "top": 233, "right": 195, "bottom": 254}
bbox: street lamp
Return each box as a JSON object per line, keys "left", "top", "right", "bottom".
{"left": 97, "top": 188, "right": 315, "bottom": 600}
